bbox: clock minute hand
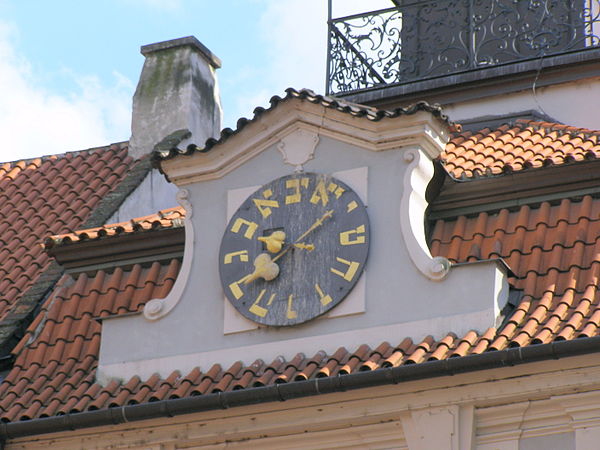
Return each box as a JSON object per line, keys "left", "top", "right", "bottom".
{"left": 294, "top": 209, "right": 334, "bottom": 244}
{"left": 243, "top": 209, "right": 335, "bottom": 286}
{"left": 272, "top": 209, "right": 334, "bottom": 263}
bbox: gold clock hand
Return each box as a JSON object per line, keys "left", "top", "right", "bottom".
{"left": 257, "top": 230, "right": 286, "bottom": 253}
{"left": 243, "top": 253, "right": 280, "bottom": 284}
{"left": 294, "top": 243, "right": 314, "bottom": 251}
{"left": 244, "top": 210, "right": 333, "bottom": 284}
{"left": 272, "top": 209, "right": 334, "bottom": 263}
{"left": 294, "top": 209, "right": 334, "bottom": 244}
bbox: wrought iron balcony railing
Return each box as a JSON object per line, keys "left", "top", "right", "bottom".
{"left": 327, "top": 0, "right": 600, "bottom": 95}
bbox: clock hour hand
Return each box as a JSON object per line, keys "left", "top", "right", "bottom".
{"left": 245, "top": 210, "right": 332, "bottom": 284}
{"left": 257, "top": 230, "right": 286, "bottom": 253}
{"left": 243, "top": 253, "right": 280, "bottom": 284}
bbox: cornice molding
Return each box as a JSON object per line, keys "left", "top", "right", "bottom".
{"left": 430, "top": 158, "right": 600, "bottom": 220}
{"left": 160, "top": 100, "right": 450, "bottom": 185}
{"left": 47, "top": 228, "right": 184, "bottom": 272}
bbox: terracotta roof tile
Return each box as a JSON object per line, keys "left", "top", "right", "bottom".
{"left": 233, "top": 361, "right": 264, "bottom": 390}
{"left": 0, "top": 143, "right": 136, "bottom": 356}
{"left": 443, "top": 120, "right": 600, "bottom": 178}
{"left": 44, "top": 207, "right": 185, "bottom": 249}
{"left": 431, "top": 187, "right": 600, "bottom": 349}
{"left": 191, "top": 365, "right": 222, "bottom": 396}
{"left": 154, "top": 88, "right": 454, "bottom": 163}
{"left": 4, "top": 119, "right": 600, "bottom": 423}
{"left": 293, "top": 351, "right": 326, "bottom": 381}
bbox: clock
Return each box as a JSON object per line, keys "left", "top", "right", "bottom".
{"left": 219, "top": 172, "right": 369, "bottom": 326}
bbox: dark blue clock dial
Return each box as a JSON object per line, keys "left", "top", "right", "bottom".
{"left": 219, "top": 173, "right": 369, "bottom": 326}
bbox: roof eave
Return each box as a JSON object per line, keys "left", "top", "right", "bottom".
{"left": 431, "top": 157, "right": 600, "bottom": 220}
{"left": 3, "top": 334, "right": 599, "bottom": 440}
{"left": 152, "top": 88, "right": 454, "bottom": 184}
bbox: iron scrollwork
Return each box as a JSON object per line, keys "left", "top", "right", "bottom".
{"left": 328, "top": 0, "right": 600, "bottom": 94}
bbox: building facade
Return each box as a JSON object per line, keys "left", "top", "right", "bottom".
{"left": 1, "top": 2, "right": 600, "bottom": 449}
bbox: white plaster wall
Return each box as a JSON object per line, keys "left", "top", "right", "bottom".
{"left": 107, "top": 169, "right": 178, "bottom": 224}
{"left": 445, "top": 78, "right": 600, "bottom": 130}
{"left": 519, "top": 432, "right": 575, "bottom": 450}
{"left": 98, "top": 135, "right": 509, "bottom": 381}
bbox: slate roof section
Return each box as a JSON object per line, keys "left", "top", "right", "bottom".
{"left": 152, "top": 88, "right": 454, "bottom": 162}
{"left": 0, "top": 144, "right": 140, "bottom": 357}
{"left": 443, "top": 120, "right": 600, "bottom": 179}
{"left": 0, "top": 119, "right": 599, "bottom": 425}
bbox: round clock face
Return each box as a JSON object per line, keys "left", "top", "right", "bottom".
{"left": 219, "top": 172, "right": 370, "bottom": 327}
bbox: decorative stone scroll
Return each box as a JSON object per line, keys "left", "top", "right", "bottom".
{"left": 144, "top": 189, "right": 195, "bottom": 320}
{"left": 400, "top": 148, "right": 451, "bottom": 280}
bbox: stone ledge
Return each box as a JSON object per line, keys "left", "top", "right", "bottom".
{"left": 140, "top": 36, "right": 222, "bottom": 69}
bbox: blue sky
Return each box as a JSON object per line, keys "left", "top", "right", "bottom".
{"left": 0, "top": 0, "right": 390, "bottom": 159}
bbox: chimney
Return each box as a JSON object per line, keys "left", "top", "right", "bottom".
{"left": 129, "top": 36, "right": 223, "bottom": 160}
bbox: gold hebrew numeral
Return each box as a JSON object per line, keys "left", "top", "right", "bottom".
{"left": 223, "top": 250, "right": 249, "bottom": 264}
{"left": 327, "top": 182, "right": 345, "bottom": 199}
{"left": 285, "top": 178, "right": 309, "bottom": 204}
{"left": 330, "top": 257, "right": 360, "bottom": 282}
{"left": 253, "top": 188, "right": 279, "bottom": 218}
{"left": 310, "top": 179, "right": 329, "bottom": 206}
{"left": 248, "top": 289, "right": 276, "bottom": 318}
{"left": 231, "top": 218, "right": 258, "bottom": 239}
{"left": 346, "top": 201, "right": 358, "bottom": 213}
{"left": 315, "top": 283, "right": 332, "bottom": 306}
{"left": 340, "top": 225, "right": 366, "bottom": 246}
{"left": 286, "top": 294, "right": 298, "bottom": 319}
{"left": 228, "top": 275, "right": 250, "bottom": 300}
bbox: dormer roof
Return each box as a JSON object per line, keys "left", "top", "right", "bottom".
{"left": 0, "top": 114, "right": 598, "bottom": 438}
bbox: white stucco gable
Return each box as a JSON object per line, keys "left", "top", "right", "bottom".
{"left": 98, "top": 91, "right": 509, "bottom": 382}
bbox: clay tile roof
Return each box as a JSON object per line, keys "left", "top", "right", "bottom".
{"left": 3, "top": 118, "right": 600, "bottom": 425}
{"left": 0, "top": 143, "right": 142, "bottom": 356}
{"left": 5, "top": 245, "right": 560, "bottom": 424}
{"left": 442, "top": 120, "right": 600, "bottom": 179}
{"left": 431, "top": 195, "right": 600, "bottom": 349}
{"left": 153, "top": 88, "right": 454, "bottom": 161}
{"left": 43, "top": 206, "right": 185, "bottom": 249}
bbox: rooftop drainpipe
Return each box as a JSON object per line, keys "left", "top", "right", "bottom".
{"left": 2, "top": 335, "right": 600, "bottom": 441}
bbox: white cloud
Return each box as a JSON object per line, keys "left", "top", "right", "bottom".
{"left": 222, "top": 0, "right": 326, "bottom": 128}
{"left": 0, "top": 22, "right": 133, "bottom": 161}
{"left": 118, "top": 0, "right": 182, "bottom": 12}
{"left": 259, "top": 0, "right": 327, "bottom": 93}
{"left": 224, "top": 0, "right": 394, "bottom": 128}
{"left": 331, "top": 0, "right": 393, "bottom": 18}
{"left": 0, "top": 1, "right": 399, "bottom": 158}
{"left": 233, "top": 87, "right": 272, "bottom": 122}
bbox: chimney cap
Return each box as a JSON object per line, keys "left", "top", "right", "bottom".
{"left": 140, "top": 36, "right": 222, "bottom": 69}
